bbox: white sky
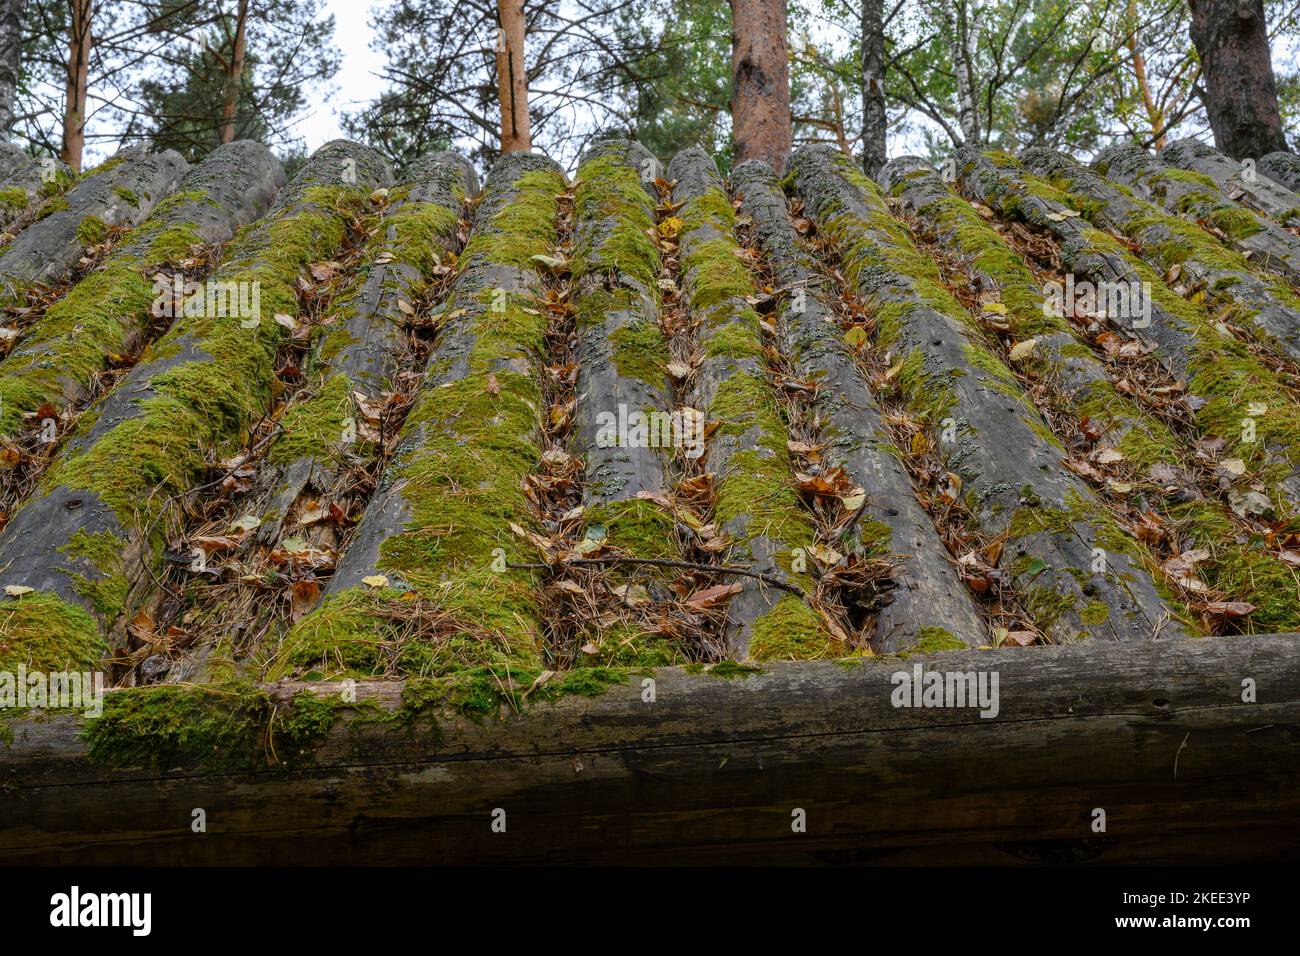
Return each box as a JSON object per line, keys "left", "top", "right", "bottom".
{"left": 296, "top": 0, "right": 386, "bottom": 150}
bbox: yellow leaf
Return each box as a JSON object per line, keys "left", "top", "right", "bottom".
{"left": 362, "top": 575, "right": 389, "bottom": 588}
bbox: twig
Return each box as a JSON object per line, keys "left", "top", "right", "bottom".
{"left": 507, "top": 557, "right": 806, "bottom": 598}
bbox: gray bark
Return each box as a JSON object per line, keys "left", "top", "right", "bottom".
{"left": 0, "top": 141, "right": 390, "bottom": 670}
{"left": 0, "top": 146, "right": 188, "bottom": 297}
{"left": 1259, "top": 151, "right": 1300, "bottom": 194}
{"left": 860, "top": 0, "right": 886, "bottom": 176}
{"left": 732, "top": 159, "right": 985, "bottom": 652}
{"left": 0, "top": 140, "right": 285, "bottom": 436}
{"left": 3, "top": 632, "right": 1298, "bottom": 863}
{"left": 1163, "top": 137, "right": 1300, "bottom": 227}
{"left": 790, "top": 144, "right": 1186, "bottom": 643}
{"left": 957, "top": 146, "right": 1300, "bottom": 507}
{"left": 1096, "top": 142, "right": 1300, "bottom": 286}
{"left": 1024, "top": 147, "right": 1300, "bottom": 367}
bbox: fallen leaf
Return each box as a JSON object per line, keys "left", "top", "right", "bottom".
{"left": 3, "top": 585, "right": 33, "bottom": 597}
{"left": 362, "top": 574, "right": 389, "bottom": 588}
{"left": 1203, "top": 600, "right": 1255, "bottom": 618}
{"left": 684, "top": 582, "right": 743, "bottom": 609}
{"left": 289, "top": 579, "right": 321, "bottom": 623}
{"left": 1008, "top": 338, "right": 1038, "bottom": 361}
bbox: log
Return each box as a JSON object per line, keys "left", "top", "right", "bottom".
{"left": 0, "top": 140, "right": 285, "bottom": 437}
{"left": 1096, "top": 142, "right": 1300, "bottom": 286}
{"left": 0, "top": 141, "right": 391, "bottom": 678}
{"left": 1022, "top": 146, "right": 1300, "bottom": 368}
{"left": 1, "top": 632, "right": 1298, "bottom": 864}
{"left": 0, "top": 147, "right": 69, "bottom": 237}
{"left": 732, "top": 159, "right": 985, "bottom": 652}
{"left": 790, "top": 144, "right": 1186, "bottom": 644}
{"left": 669, "top": 147, "right": 830, "bottom": 659}
{"left": 567, "top": 140, "right": 686, "bottom": 665}
{"left": 1259, "top": 151, "right": 1300, "bottom": 195}
{"left": 957, "top": 147, "right": 1300, "bottom": 509}
{"left": 1162, "top": 137, "right": 1300, "bottom": 228}
{"left": 0, "top": 146, "right": 187, "bottom": 297}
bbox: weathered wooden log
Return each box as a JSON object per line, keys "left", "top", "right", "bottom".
{"left": 886, "top": 156, "right": 1300, "bottom": 635}
{"left": 791, "top": 144, "right": 1186, "bottom": 644}
{"left": 1095, "top": 142, "right": 1300, "bottom": 286}
{"left": 1259, "top": 150, "right": 1300, "bottom": 194}
{"left": 731, "top": 159, "right": 985, "bottom": 653}
{"left": 1162, "top": 137, "right": 1300, "bottom": 228}
{"left": 161, "top": 151, "right": 476, "bottom": 681}
{"left": 0, "top": 140, "right": 390, "bottom": 677}
{"left": 0, "top": 140, "right": 285, "bottom": 438}
{"left": 0, "top": 146, "right": 187, "bottom": 299}
{"left": 957, "top": 147, "right": 1300, "bottom": 510}
{"left": 273, "top": 153, "right": 565, "bottom": 679}
{"left": 669, "top": 147, "right": 832, "bottom": 660}
{"left": 567, "top": 140, "right": 686, "bottom": 665}
{"left": 0, "top": 148, "right": 70, "bottom": 237}
{"left": 246, "top": 150, "right": 476, "bottom": 550}
{"left": 1, "top": 632, "right": 1298, "bottom": 864}
{"left": 1023, "top": 146, "right": 1300, "bottom": 368}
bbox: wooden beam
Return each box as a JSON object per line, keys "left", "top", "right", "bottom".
{"left": 2, "top": 633, "right": 1299, "bottom": 864}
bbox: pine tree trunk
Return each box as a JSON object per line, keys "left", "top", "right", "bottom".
{"left": 1188, "top": 0, "right": 1289, "bottom": 158}
{"left": 730, "top": 0, "right": 791, "bottom": 172}
{"left": 60, "top": 0, "right": 91, "bottom": 172}
{"left": 495, "top": 0, "right": 531, "bottom": 153}
{"left": 218, "top": 0, "right": 249, "bottom": 145}
{"left": 860, "top": 0, "right": 885, "bottom": 176}
{"left": 0, "top": 0, "right": 25, "bottom": 138}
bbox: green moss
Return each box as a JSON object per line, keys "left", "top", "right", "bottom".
{"left": 572, "top": 153, "right": 660, "bottom": 286}
{"left": 700, "top": 659, "right": 763, "bottom": 678}
{"left": 57, "top": 529, "right": 128, "bottom": 620}
{"left": 0, "top": 185, "right": 30, "bottom": 210}
{"left": 1079, "top": 600, "right": 1111, "bottom": 626}
{"left": 608, "top": 321, "right": 670, "bottom": 387}
{"left": 113, "top": 185, "right": 139, "bottom": 207}
{"left": 35, "top": 195, "right": 68, "bottom": 219}
{"left": 913, "top": 625, "right": 965, "bottom": 652}
{"left": 584, "top": 498, "right": 677, "bottom": 559}
{"left": 75, "top": 215, "right": 109, "bottom": 245}
{"left": 461, "top": 169, "right": 564, "bottom": 267}
{"left": 267, "top": 372, "right": 354, "bottom": 465}
{"left": 748, "top": 595, "right": 833, "bottom": 660}
{"left": 0, "top": 592, "right": 104, "bottom": 672}
{"left": 81, "top": 682, "right": 343, "bottom": 771}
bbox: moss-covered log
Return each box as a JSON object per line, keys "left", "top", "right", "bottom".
{"left": 1162, "top": 137, "right": 1300, "bottom": 228}
{"left": 957, "top": 147, "right": 1300, "bottom": 510}
{"left": 0, "top": 148, "right": 71, "bottom": 237}
{"left": 3, "top": 632, "right": 1299, "bottom": 864}
{"left": 732, "top": 159, "right": 985, "bottom": 653}
{"left": 1095, "top": 142, "right": 1300, "bottom": 287}
{"left": 1259, "top": 151, "right": 1300, "bottom": 195}
{"left": 0, "top": 140, "right": 390, "bottom": 676}
{"left": 791, "top": 144, "right": 1186, "bottom": 644}
{"left": 0, "top": 146, "right": 187, "bottom": 299}
{"left": 669, "top": 147, "right": 833, "bottom": 660}
{"left": 0, "top": 140, "right": 285, "bottom": 439}
{"left": 568, "top": 140, "right": 688, "bottom": 665}
{"left": 273, "top": 153, "right": 565, "bottom": 680}
{"left": 1022, "top": 147, "right": 1300, "bottom": 367}
{"left": 243, "top": 151, "right": 477, "bottom": 550}
{"left": 886, "top": 157, "right": 1300, "bottom": 634}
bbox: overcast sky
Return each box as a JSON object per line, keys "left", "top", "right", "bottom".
{"left": 297, "top": 0, "right": 385, "bottom": 150}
